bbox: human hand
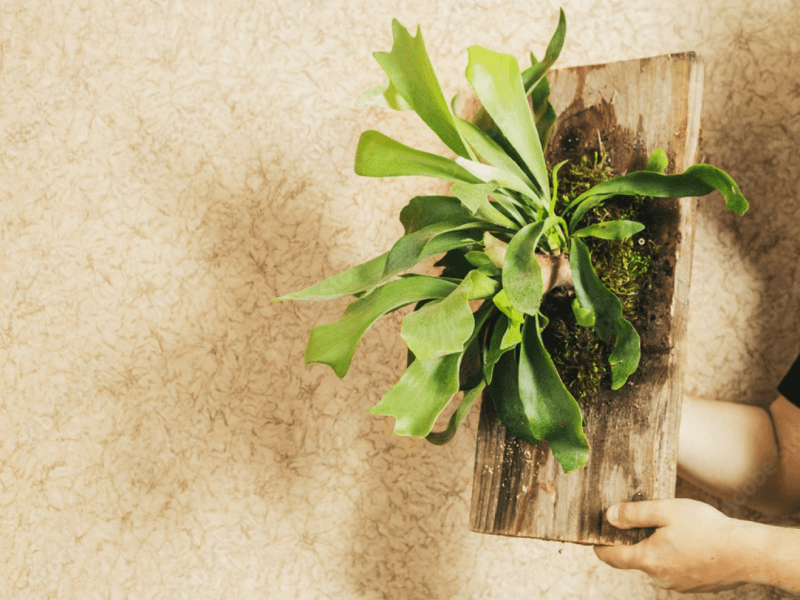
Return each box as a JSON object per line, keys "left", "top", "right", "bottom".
{"left": 593, "top": 498, "right": 748, "bottom": 593}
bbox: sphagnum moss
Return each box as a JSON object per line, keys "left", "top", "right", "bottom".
{"left": 541, "top": 151, "right": 658, "bottom": 403}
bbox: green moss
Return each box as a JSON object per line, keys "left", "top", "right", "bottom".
{"left": 540, "top": 151, "right": 658, "bottom": 404}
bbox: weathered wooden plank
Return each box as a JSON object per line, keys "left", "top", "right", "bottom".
{"left": 469, "top": 53, "right": 702, "bottom": 546}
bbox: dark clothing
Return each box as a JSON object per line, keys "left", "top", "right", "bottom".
{"left": 779, "top": 353, "right": 800, "bottom": 407}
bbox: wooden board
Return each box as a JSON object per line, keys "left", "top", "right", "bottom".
{"left": 469, "top": 54, "right": 703, "bottom": 546}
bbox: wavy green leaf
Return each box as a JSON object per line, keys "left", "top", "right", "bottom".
{"left": 573, "top": 219, "right": 645, "bottom": 241}
{"left": 400, "top": 195, "right": 474, "bottom": 232}
{"left": 503, "top": 217, "right": 561, "bottom": 315}
{"left": 567, "top": 193, "right": 617, "bottom": 232}
{"left": 425, "top": 379, "right": 486, "bottom": 445}
{"left": 386, "top": 222, "right": 487, "bottom": 275}
{"left": 571, "top": 298, "right": 596, "bottom": 328}
{"left": 520, "top": 9, "right": 567, "bottom": 93}
{"left": 645, "top": 148, "right": 668, "bottom": 173}
{"left": 355, "top": 130, "right": 481, "bottom": 183}
{"left": 372, "top": 19, "right": 470, "bottom": 157}
{"left": 567, "top": 164, "right": 749, "bottom": 216}
{"left": 401, "top": 270, "right": 498, "bottom": 361}
{"left": 465, "top": 46, "right": 549, "bottom": 197}
{"left": 390, "top": 196, "right": 488, "bottom": 273}
{"left": 305, "top": 276, "right": 458, "bottom": 377}
{"left": 465, "top": 250, "right": 494, "bottom": 269}
{"left": 483, "top": 313, "right": 522, "bottom": 385}
{"left": 487, "top": 349, "right": 538, "bottom": 445}
{"left": 454, "top": 117, "right": 541, "bottom": 200}
{"left": 276, "top": 253, "right": 390, "bottom": 302}
{"left": 517, "top": 315, "right": 589, "bottom": 473}
{"left": 472, "top": 8, "right": 565, "bottom": 147}
{"left": 369, "top": 301, "right": 493, "bottom": 437}
{"left": 569, "top": 237, "right": 621, "bottom": 340}
{"left": 610, "top": 316, "right": 640, "bottom": 390}
{"left": 279, "top": 229, "right": 481, "bottom": 301}
{"left": 450, "top": 182, "right": 518, "bottom": 229}
{"left": 570, "top": 237, "right": 641, "bottom": 389}
{"left": 368, "top": 353, "right": 461, "bottom": 436}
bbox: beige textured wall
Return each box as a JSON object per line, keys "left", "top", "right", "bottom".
{"left": 2, "top": 0, "right": 798, "bottom": 598}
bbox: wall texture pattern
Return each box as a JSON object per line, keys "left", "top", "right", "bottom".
{"left": 1, "top": 0, "right": 798, "bottom": 598}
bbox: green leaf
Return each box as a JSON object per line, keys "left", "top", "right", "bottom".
{"left": 401, "top": 270, "right": 499, "bottom": 361}
{"left": 355, "top": 130, "right": 481, "bottom": 183}
{"left": 571, "top": 298, "right": 596, "bottom": 328}
{"left": 569, "top": 237, "right": 621, "bottom": 341}
{"left": 465, "top": 46, "right": 550, "bottom": 197}
{"left": 502, "top": 217, "right": 560, "bottom": 315}
{"left": 567, "top": 193, "right": 617, "bottom": 232}
{"left": 389, "top": 196, "right": 488, "bottom": 274}
{"left": 483, "top": 289, "right": 524, "bottom": 384}
{"left": 454, "top": 117, "right": 541, "bottom": 200}
{"left": 305, "top": 276, "right": 458, "bottom": 378}
{"left": 369, "top": 301, "right": 493, "bottom": 437}
{"left": 483, "top": 231, "right": 508, "bottom": 269}
{"left": 450, "top": 182, "right": 518, "bottom": 229}
{"left": 357, "top": 81, "right": 413, "bottom": 111}
{"left": 386, "top": 223, "right": 487, "bottom": 275}
{"left": 570, "top": 237, "right": 642, "bottom": 389}
{"left": 425, "top": 380, "right": 486, "bottom": 445}
{"left": 276, "top": 253, "right": 390, "bottom": 302}
{"left": 373, "top": 20, "right": 471, "bottom": 157}
{"left": 573, "top": 220, "right": 645, "bottom": 240}
{"left": 645, "top": 148, "right": 668, "bottom": 173}
{"left": 517, "top": 315, "right": 589, "bottom": 473}
{"left": 368, "top": 353, "right": 461, "bottom": 436}
{"left": 487, "top": 350, "right": 537, "bottom": 444}
{"left": 549, "top": 159, "right": 569, "bottom": 214}
{"left": 400, "top": 195, "right": 475, "bottom": 232}
{"left": 610, "top": 317, "right": 640, "bottom": 390}
{"left": 471, "top": 9, "right": 565, "bottom": 148}
{"left": 568, "top": 165, "right": 749, "bottom": 216}
{"left": 492, "top": 288, "right": 524, "bottom": 326}
{"left": 483, "top": 314, "right": 506, "bottom": 384}
{"left": 465, "top": 251, "right": 494, "bottom": 269}
{"left": 520, "top": 9, "right": 567, "bottom": 94}
{"left": 279, "top": 229, "right": 481, "bottom": 302}
{"left": 450, "top": 182, "right": 498, "bottom": 215}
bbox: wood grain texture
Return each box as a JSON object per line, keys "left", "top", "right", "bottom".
{"left": 470, "top": 54, "right": 703, "bottom": 546}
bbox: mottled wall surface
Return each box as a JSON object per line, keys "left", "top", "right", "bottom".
{"left": 1, "top": 0, "right": 798, "bottom": 598}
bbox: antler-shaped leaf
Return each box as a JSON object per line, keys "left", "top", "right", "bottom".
{"left": 366, "top": 19, "right": 471, "bottom": 158}
{"left": 569, "top": 237, "right": 641, "bottom": 389}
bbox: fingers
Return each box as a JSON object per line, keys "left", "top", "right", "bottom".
{"left": 605, "top": 500, "right": 674, "bottom": 530}
{"left": 593, "top": 543, "right": 643, "bottom": 570}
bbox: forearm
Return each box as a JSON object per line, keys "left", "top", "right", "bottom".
{"left": 732, "top": 518, "right": 800, "bottom": 593}
{"left": 677, "top": 396, "right": 785, "bottom": 515}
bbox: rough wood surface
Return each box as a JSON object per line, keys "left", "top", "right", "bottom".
{"left": 470, "top": 54, "right": 703, "bottom": 546}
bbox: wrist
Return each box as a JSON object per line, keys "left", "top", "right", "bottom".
{"left": 727, "top": 518, "right": 774, "bottom": 586}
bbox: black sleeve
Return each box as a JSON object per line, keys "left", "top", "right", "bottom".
{"left": 778, "top": 353, "right": 800, "bottom": 407}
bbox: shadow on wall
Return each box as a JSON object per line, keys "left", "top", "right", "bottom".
{"left": 692, "top": 12, "right": 800, "bottom": 405}
{"left": 261, "top": 144, "right": 487, "bottom": 597}
{"left": 677, "top": 14, "right": 800, "bottom": 533}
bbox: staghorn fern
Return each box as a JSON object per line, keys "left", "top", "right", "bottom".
{"left": 277, "top": 11, "right": 748, "bottom": 473}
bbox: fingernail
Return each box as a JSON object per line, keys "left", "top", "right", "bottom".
{"left": 606, "top": 505, "right": 619, "bottom": 524}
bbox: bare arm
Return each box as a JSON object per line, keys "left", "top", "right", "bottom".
{"left": 735, "top": 517, "right": 800, "bottom": 593}
{"left": 595, "top": 498, "right": 800, "bottom": 594}
{"left": 595, "top": 390, "right": 800, "bottom": 593}
{"left": 677, "top": 394, "right": 800, "bottom": 516}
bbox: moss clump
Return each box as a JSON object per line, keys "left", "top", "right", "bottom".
{"left": 540, "top": 152, "right": 658, "bottom": 404}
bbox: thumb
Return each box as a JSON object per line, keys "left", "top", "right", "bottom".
{"left": 606, "top": 501, "right": 671, "bottom": 529}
